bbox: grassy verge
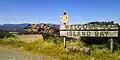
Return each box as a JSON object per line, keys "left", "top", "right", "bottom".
{"left": 0, "top": 37, "right": 120, "bottom": 60}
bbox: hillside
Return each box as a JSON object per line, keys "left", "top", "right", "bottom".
{"left": 0, "top": 23, "right": 29, "bottom": 32}
{"left": 24, "top": 23, "right": 60, "bottom": 35}
{"left": 0, "top": 23, "right": 60, "bottom": 33}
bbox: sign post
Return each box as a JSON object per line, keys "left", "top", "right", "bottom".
{"left": 60, "top": 23, "right": 118, "bottom": 50}
{"left": 59, "top": 12, "right": 118, "bottom": 52}
{"left": 110, "top": 38, "right": 113, "bottom": 52}
{"left": 60, "top": 24, "right": 118, "bottom": 37}
{"left": 60, "top": 11, "right": 68, "bottom": 48}
{"left": 63, "top": 37, "right": 66, "bottom": 48}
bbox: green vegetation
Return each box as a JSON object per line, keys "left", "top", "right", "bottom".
{"left": 0, "top": 35, "right": 120, "bottom": 60}
{"left": 0, "top": 30, "right": 15, "bottom": 38}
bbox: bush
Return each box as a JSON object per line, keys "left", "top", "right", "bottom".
{"left": 0, "top": 30, "right": 15, "bottom": 38}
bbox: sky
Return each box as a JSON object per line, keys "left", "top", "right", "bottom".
{"left": 0, "top": 0, "right": 120, "bottom": 24}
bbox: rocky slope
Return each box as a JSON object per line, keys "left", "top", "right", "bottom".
{"left": 25, "top": 23, "right": 60, "bottom": 35}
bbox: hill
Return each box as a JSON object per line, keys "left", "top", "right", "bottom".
{"left": 0, "top": 23, "right": 30, "bottom": 32}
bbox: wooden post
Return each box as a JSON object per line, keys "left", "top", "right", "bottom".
{"left": 110, "top": 38, "right": 113, "bottom": 52}
{"left": 60, "top": 11, "right": 68, "bottom": 49}
{"left": 64, "top": 37, "right": 66, "bottom": 48}
{"left": 63, "top": 22, "right": 67, "bottom": 48}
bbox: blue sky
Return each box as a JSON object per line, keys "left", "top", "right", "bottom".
{"left": 0, "top": 0, "right": 120, "bottom": 24}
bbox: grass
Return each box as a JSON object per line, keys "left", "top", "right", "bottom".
{"left": 0, "top": 35, "right": 120, "bottom": 60}
{"left": 15, "top": 34, "right": 43, "bottom": 41}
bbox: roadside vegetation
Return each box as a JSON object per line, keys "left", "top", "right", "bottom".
{"left": 0, "top": 34, "right": 120, "bottom": 60}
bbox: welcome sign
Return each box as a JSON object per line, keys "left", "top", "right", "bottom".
{"left": 60, "top": 24, "right": 118, "bottom": 38}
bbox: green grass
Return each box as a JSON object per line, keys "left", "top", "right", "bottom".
{"left": 0, "top": 36, "right": 120, "bottom": 60}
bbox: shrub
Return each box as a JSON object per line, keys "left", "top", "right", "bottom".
{"left": 0, "top": 30, "right": 15, "bottom": 38}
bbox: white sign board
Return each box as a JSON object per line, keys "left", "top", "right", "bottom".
{"left": 60, "top": 31, "right": 118, "bottom": 38}
{"left": 60, "top": 24, "right": 118, "bottom": 38}
{"left": 60, "top": 24, "right": 118, "bottom": 30}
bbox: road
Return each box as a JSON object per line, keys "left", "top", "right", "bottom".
{"left": 0, "top": 45, "right": 58, "bottom": 60}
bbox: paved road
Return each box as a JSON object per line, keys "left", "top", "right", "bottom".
{"left": 0, "top": 46, "right": 58, "bottom": 60}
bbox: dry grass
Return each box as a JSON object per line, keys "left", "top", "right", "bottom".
{"left": 16, "top": 34, "right": 43, "bottom": 43}
{"left": 1, "top": 35, "right": 120, "bottom": 60}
